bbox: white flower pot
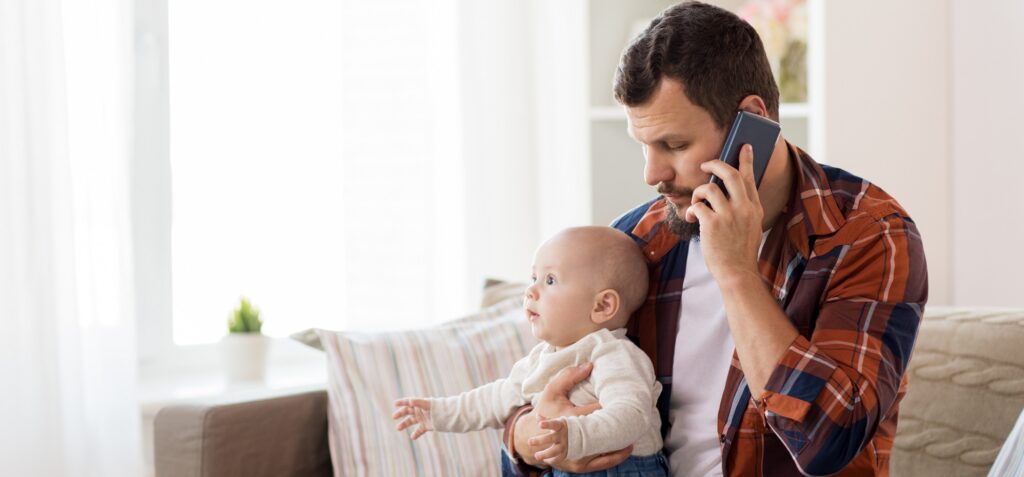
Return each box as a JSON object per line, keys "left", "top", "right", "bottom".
{"left": 221, "top": 333, "right": 269, "bottom": 382}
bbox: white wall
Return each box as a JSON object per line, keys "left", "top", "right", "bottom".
{"left": 822, "top": 0, "right": 952, "bottom": 305}
{"left": 951, "top": 0, "right": 1024, "bottom": 306}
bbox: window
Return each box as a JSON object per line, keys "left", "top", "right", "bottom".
{"left": 167, "top": 0, "right": 468, "bottom": 345}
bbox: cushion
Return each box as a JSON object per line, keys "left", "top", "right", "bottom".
{"left": 892, "top": 307, "right": 1024, "bottom": 477}
{"left": 291, "top": 280, "right": 530, "bottom": 352}
{"left": 315, "top": 296, "right": 537, "bottom": 476}
{"left": 480, "top": 278, "right": 529, "bottom": 309}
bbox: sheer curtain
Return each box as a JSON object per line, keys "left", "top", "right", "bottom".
{"left": 0, "top": 0, "right": 142, "bottom": 475}
{"left": 167, "top": 0, "right": 538, "bottom": 344}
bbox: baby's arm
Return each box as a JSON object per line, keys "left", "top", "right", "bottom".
{"left": 556, "top": 341, "right": 658, "bottom": 460}
{"left": 392, "top": 343, "right": 542, "bottom": 437}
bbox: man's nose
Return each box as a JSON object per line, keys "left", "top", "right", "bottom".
{"left": 644, "top": 147, "right": 673, "bottom": 187}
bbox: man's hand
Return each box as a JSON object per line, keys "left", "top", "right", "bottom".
{"left": 392, "top": 398, "right": 433, "bottom": 440}
{"left": 512, "top": 363, "right": 632, "bottom": 471}
{"left": 685, "top": 143, "right": 799, "bottom": 397}
{"left": 685, "top": 143, "right": 764, "bottom": 282}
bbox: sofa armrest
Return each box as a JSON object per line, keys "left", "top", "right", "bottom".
{"left": 154, "top": 389, "right": 331, "bottom": 477}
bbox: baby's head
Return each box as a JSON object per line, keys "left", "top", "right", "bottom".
{"left": 524, "top": 226, "right": 649, "bottom": 347}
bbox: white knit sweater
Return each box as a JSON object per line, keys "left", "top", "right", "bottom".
{"left": 427, "top": 328, "right": 663, "bottom": 460}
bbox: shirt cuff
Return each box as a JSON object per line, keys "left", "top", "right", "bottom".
{"left": 756, "top": 334, "right": 837, "bottom": 423}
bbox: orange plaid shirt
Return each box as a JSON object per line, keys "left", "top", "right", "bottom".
{"left": 614, "top": 142, "right": 928, "bottom": 475}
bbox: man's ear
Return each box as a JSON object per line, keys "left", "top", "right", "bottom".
{"left": 590, "top": 289, "right": 621, "bottom": 325}
{"left": 737, "top": 95, "right": 769, "bottom": 117}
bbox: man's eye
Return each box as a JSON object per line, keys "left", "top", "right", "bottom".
{"left": 667, "top": 143, "right": 687, "bottom": 151}
{"left": 545, "top": 275, "right": 555, "bottom": 285}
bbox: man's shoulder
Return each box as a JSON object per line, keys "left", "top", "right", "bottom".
{"left": 818, "top": 162, "right": 914, "bottom": 227}
{"left": 610, "top": 196, "right": 662, "bottom": 238}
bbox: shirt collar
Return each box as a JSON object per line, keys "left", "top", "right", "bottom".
{"left": 779, "top": 141, "right": 846, "bottom": 258}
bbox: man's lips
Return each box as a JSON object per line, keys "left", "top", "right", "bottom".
{"left": 663, "top": 193, "right": 690, "bottom": 205}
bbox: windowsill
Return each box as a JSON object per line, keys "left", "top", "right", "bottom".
{"left": 138, "top": 336, "right": 326, "bottom": 414}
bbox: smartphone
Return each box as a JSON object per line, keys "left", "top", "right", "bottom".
{"left": 706, "top": 111, "right": 781, "bottom": 202}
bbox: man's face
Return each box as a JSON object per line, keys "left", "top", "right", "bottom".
{"left": 625, "top": 78, "right": 726, "bottom": 239}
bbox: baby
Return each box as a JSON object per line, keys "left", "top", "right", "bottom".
{"left": 392, "top": 226, "right": 668, "bottom": 475}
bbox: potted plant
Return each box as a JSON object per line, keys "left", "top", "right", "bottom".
{"left": 222, "top": 297, "right": 269, "bottom": 382}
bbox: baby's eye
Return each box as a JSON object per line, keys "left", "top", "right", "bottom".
{"left": 545, "top": 275, "right": 555, "bottom": 285}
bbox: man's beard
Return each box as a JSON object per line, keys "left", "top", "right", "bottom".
{"left": 665, "top": 200, "right": 700, "bottom": 240}
{"left": 658, "top": 183, "right": 700, "bottom": 240}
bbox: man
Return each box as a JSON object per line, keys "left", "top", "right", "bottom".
{"left": 502, "top": 2, "right": 928, "bottom": 476}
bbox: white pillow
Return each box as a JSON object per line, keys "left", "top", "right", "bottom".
{"left": 315, "top": 296, "right": 537, "bottom": 476}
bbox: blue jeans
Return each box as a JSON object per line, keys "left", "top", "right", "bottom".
{"left": 500, "top": 448, "right": 669, "bottom": 477}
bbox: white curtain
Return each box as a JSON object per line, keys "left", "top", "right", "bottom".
{"left": 0, "top": 0, "right": 142, "bottom": 475}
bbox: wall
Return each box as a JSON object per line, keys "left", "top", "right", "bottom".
{"left": 821, "top": 0, "right": 952, "bottom": 305}
{"left": 951, "top": 0, "right": 1024, "bottom": 306}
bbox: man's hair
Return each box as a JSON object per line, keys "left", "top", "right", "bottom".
{"left": 613, "top": 1, "right": 779, "bottom": 130}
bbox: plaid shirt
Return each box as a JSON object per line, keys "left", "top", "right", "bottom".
{"left": 611, "top": 142, "right": 928, "bottom": 476}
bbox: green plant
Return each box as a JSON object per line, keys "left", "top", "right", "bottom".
{"left": 227, "top": 297, "right": 263, "bottom": 333}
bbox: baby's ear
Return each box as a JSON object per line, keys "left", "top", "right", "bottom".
{"left": 590, "top": 289, "right": 621, "bottom": 325}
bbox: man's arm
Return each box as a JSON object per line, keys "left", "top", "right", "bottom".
{"left": 688, "top": 146, "right": 928, "bottom": 475}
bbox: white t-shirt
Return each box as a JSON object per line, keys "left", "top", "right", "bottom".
{"left": 665, "top": 232, "right": 770, "bottom": 476}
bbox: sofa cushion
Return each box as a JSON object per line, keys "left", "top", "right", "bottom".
{"left": 315, "top": 296, "right": 536, "bottom": 476}
{"left": 892, "top": 307, "right": 1024, "bottom": 477}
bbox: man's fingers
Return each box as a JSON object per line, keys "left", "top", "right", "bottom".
{"left": 701, "top": 155, "right": 749, "bottom": 202}
{"left": 538, "top": 419, "right": 565, "bottom": 432}
{"left": 685, "top": 200, "right": 712, "bottom": 224}
{"left": 527, "top": 429, "right": 557, "bottom": 448}
{"left": 547, "top": 363, "right": 593, "bottom": 395}
{"left": 739, "top": 143, "right": 759, "bottom": 198}
{"left": 690, "top": 183, "right": 729, "bottom": 219}
{"left": 571, "top": 402, "right": 602, "bottom": 416}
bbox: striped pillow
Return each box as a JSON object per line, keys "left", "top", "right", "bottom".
{"left": 316, "top": 296, "right": 536, "bottom": 476}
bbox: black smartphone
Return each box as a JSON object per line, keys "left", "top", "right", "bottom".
{"left": 707, "top": 111, "right": 781, "bottom": 202}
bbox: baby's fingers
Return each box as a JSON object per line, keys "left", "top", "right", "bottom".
{"left": 396, "top": 416, "right": 418, "bottom": 432}
{"left": 411, "top": 424, "right": 429, "bottom": 440}
{"left": 393, "top": 398, "right": 431, "bottom": 410}
{"left": 392, "top": 406, "right": 416, "bottom": 420}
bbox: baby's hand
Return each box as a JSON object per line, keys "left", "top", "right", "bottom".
{"left": 392, "top": 398, "right": 433, "bottom": 440}
{"left": 529, "top": 417, "right": 569, "bottom": 465}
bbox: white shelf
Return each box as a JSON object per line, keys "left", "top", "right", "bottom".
{"left": 779, "top": 102, "right": 810, "bottom": 118}
{"left": 590, "top": 105, "right": 626, "bottom": 120}
{"left": 589, "top": 102, "right": 811, "bottom": 121}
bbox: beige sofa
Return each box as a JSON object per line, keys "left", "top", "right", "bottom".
{"left": 153, "top": 307, "right": 1024, "bottom": 476}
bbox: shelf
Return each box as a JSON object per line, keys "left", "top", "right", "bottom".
{"left": 779, "top": 102, "right": 810, "bottom": 118}
{"left": 590, "top": 102, "right": 811, "bottom": 121}
{"left": 590, "top": 105, "right": 627, "bottom": 121}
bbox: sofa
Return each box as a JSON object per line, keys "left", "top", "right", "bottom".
{"left": 153, "top": 306, "right": 1024, "bottom": 476}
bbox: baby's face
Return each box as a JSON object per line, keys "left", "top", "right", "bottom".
{"left": 524, "top": 235, "right": 602, "bottom": 347}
